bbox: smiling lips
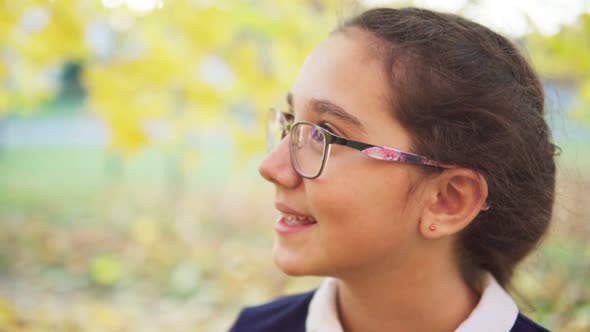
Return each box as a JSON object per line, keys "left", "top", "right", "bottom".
{"left": 274, "top": 202, "right": 318, "bottom": 234}
{"left": 283, "top": 214, "right": 317, "bottom": 226}
{"left": 275, "top": 215, "right": 317, "bottom": 235}
{"left": 275, "top": 214, "right": 317, "bottom": 235}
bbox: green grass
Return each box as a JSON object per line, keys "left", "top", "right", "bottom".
{"left": 0, "top": 145, "right": 243, "bottom": 208}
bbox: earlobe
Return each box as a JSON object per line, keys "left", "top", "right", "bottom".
{"left": 419, "top": 169, "right": 488, "bottom": 240}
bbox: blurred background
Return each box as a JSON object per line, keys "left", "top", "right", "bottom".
{"left": 0, "top": 0, "right": 588, "bottom": 331}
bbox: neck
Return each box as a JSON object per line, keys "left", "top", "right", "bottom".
{"left": 335, "top": 244, "right": 479, "bottom": 332}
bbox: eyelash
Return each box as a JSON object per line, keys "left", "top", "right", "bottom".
{"left": 286, "top": 111, "right": 339, "bottom": 135}
{"left": 318, "top": 122, "right": 338, "bottom": 135}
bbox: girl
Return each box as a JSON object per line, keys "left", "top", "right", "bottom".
{"left": 231, "top": 7, "right": 556, "bottom": 332}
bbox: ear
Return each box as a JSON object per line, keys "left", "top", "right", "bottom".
{"left": 419, "top": 169, "right": 489, "bottom": 240}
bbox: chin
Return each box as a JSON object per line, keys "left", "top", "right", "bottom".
{"left": 272, "top": 242, "right": 316, "bottom": 276}
{"left": 275, "top": 263, "right": 309, "bottom": 276}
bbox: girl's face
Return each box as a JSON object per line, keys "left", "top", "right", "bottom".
{"left": 259, "top": 30, "right": 429, "bottom": 278}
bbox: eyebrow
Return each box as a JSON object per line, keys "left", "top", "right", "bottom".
{"left": 286, "top": 92, "right": 366, "bottom": 133}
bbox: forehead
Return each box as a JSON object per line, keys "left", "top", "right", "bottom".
{"left": 290, "top": 29, "right": 410, "bottom": 148}
{"left": 290, "top": 30, "right": 392, "bottom": 126}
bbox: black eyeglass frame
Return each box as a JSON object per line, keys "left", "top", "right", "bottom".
{"left": 270, "top": 108, "right": 456, "bottom": 180}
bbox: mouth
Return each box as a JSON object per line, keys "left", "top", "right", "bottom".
{"left": 273, "top": 202, "right": 317, "bottom": 235}
{"left": 274, "top": 212, "right": 317, "bottom": 235}
{"left": 280, "top": 214, "right": 317, "bottom": 226}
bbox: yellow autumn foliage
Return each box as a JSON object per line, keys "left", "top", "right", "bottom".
{"left": 1, "top": 0, "right": 338, "bottom": 159}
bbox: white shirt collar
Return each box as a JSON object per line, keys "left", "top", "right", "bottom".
{"left": 306, "top": 272, "right": 518, "bottom": 332}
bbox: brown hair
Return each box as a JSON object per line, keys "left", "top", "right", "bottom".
{"left": 338, "top": 7, "right": 557, "bottom": 288}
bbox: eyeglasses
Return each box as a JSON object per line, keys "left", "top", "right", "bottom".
{"left": 266, "top": 107, "right": 457, "bottom": 179}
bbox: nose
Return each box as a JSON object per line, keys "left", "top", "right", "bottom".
{"left": 258, "top": 137, "right": 302, "bottom": 189}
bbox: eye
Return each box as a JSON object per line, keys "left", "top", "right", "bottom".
{"left": 318, "top": 122, "right": 338, "bottom": 136}
{"left": 310, "top": 126, "right": 324, "bottom": 142}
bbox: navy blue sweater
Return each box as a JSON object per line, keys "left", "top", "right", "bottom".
{"left": 229, "top": 291, "right": 549, "bottom": 332}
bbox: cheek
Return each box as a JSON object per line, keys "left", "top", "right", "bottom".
{"left": 312, "top": 162, "right": 418, "bottom": 222}
{"left": 307, "top": 167, "right": 419, "bottom": 263}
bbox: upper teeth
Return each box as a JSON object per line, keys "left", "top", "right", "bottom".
{"left": 283, "top": 214, "right": 316, "bottom": 225}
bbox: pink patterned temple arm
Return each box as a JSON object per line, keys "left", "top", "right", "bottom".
{"left": 362, "top": 146, "right": 457, "bottom": 169}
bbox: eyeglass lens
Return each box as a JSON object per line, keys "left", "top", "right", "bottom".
{"left": 291, "top": 123, "right": 327, "bottom": 178}
{"left": 266, "top": 109, "right": 328, "bottom": 178}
